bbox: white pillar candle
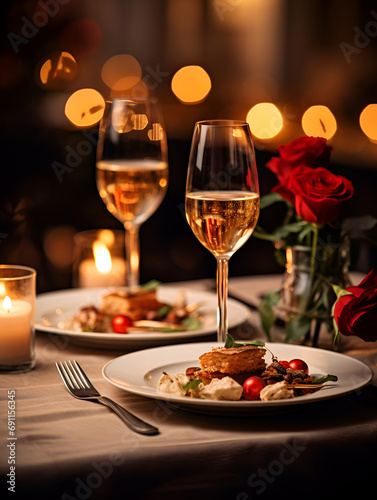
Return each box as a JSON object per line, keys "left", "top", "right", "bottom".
{"left": 78, "top": 257, "right": 126, "bottom": 288}
{"left": 0, "top": 297, "right": 32, "bottom": 365}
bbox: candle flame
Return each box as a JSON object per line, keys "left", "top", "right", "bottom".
{"left": 93, "top": 240, "right": 112, "bottom": 274}
{"left": 2, "top": 296, "right": 12, "bottom": 313}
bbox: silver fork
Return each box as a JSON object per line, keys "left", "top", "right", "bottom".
{"left": 56, "top": 360, "right": 159, "bottom": 435}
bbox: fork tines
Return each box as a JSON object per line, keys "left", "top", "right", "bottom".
{"left": 56, "top": 360, "right": 90, "bottom": 391}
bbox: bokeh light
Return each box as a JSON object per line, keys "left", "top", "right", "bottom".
{"left": 131, "top": 113, "right": 149, "bottom": 130}
{"left": 359, "top": 104, "right": 377, "bottom": 141}
{"left": 101, "top": 54, "right": 142, "bottom": 91}
{"left": 147, "top": 123, "right": 164, "bottom": 141}
{"left": 43, "top": 226, "right": 76, "bottom": 269}
{"left": 97, "top": 229, "right": 116, "bottom": 247}
{"left": 39, "top": 52, "right": 78, "bottom": 89}
{"left": 246, "top": 103, "right": 283, "bottom": 139}
{"left": 171, "top": 65, "right": 211, "bottom": 104}
{"left": 301, "top": 105, "right": 337, "bottom": 139}
{"left": 65, "top": 88, "right": 105, "bottom": 128}
{"left": 60, "top": 19, "right": 102, "bottom": 58}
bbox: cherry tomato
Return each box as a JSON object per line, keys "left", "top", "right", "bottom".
{"left": 242, "top": 376, "right": 266, "bottom": 400}
{"left": 278, "top": 360, "right": 289, "bottom": 369}
{"left": 288, "top": 358, "right": 309, "bottom": 374}
{"left": 112, "top": 315, "right": 133, "bottom": 333}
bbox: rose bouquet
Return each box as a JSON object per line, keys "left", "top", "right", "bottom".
{"left": 332, "top": 270, "right": 377, "bottom": 343}
{"left": 256, "top": 136, "right": 377, "bottom": 347}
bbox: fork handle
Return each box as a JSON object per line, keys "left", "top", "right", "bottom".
{"left": 97, "top": 396, "right": 159, "bottom": 435}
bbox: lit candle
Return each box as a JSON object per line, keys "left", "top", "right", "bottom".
{"left": 78, "top": 240, "right": 126, "bottom": 288}
{"left": 0, "top": 296, "right": 32, "bottom": 365}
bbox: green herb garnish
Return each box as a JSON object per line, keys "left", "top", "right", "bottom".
{"left": 311, "top": 374, "right": 338, "bottom": 384}
{"left": 225, "top": 333, "right": 265, "bottom": 348}
{"left": 183, "top": 378, "right": 202, "bottom": 392}
{"left": 157, "top": 305, "right": 172, "bottom": 318}
{"left": 181, "top": 316, "right": 202, "bottom": 331}
{"left": 140, "top": 280, "right": 161, "bottom": 291}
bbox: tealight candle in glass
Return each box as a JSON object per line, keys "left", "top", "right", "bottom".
{"left": 0, "top": 265, "right": 37, "bottom": 372}
{"left": 73, "top": 229, "right": 126, "bottom": 288}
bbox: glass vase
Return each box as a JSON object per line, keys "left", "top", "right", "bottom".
{"left": 278, "top": 237, "right": 351, "bottom": 347}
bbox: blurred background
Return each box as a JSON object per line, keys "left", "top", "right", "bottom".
{"left": 1, "top": 0, "right": 377, "bottom": 293}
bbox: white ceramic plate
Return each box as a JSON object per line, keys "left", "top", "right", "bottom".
{"left": 102, "top": 341, "right": 373, "bottom": 415}
{"left": 35, "top": 287, "right": 251, "bottom": 349}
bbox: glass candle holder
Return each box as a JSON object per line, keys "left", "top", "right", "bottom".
{"left": 0, "top": 265, "right": 37, "bottom": 373}
{"left": 73, "top": 229, "right": 126, "bottom": 288}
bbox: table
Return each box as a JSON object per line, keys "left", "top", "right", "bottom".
{"left": 1, "top": 276, "right": 376, "bottom": 500}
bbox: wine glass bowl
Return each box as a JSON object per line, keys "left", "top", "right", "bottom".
{"left": 185, "top": 120, "right": 259, "bottom": 342}
{"left": 96, "top": 97, "right": 168, "bottom": 291}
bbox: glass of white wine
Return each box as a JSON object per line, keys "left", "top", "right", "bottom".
{"left": 96, "top": 97, "right": 168, "bottom": 291}
{"left": 185, "top": 120, "right": 259, "bottom": 343}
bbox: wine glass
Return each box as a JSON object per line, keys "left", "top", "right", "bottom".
{"left": 185, "top": 120, "right": 259, "bottom": 343}
{"left": 96, "top": 97, "right": 168, "bottom": 292}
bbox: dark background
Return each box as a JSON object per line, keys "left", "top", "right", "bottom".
{"left": 1, "top": 0, "right": 377, "bottom": 293}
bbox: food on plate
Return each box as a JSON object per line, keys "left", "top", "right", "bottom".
{"left": 112, "top": 314, "right": 133, "bottom": 333}
{"left": 101, "top": 288, "right": 166, "bottom": 321}
{"left": 287, "top": 358, "right": 309, "bottom": 374}
{"left": 242, "top": 376, "right": 266, "bottom": 400}
{"left": 157, "top": 334, "right": 337, "bottom": 402}
{"left": 196, "top": 344, "right": 267, "bottom": 384}
{"left": 70, "top": 283, "right": 203, "bottom": 334}
{"left": 259, "top": 381, "right": 294, "bottom": 401}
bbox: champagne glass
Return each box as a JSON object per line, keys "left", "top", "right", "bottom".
{"left": 96, "top": 97, "right": 168, "bottom": 292}
{"left": 185, "top": 120, "right": 259, "bottom": 343}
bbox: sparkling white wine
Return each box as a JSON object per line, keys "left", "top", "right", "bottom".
{"left": 97, "top": 160, "right": 168, "bottom": 227}
{"left": 185, "top": 190, "right": 260, "bottom": 257}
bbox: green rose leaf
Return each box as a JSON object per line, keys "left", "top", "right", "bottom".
{"left": 285, "top": 315, "right": 312, "bottom": 340}
{"left": 258, "top": 290, "right": 280, "bottom": 340}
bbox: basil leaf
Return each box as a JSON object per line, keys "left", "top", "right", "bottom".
{"left": 183, "top": 378, "right": 202, "bottom": 392}
{"left": 181, "top": 316, "right": 202, "bottom": 331}
{"left": 312, "top": 374, "right": 338, "bottom": 384}
{"left": 140, "top": 280, "right": 161, "bottom": 291}
{"left": 157, "top": 305, "right": 172, "bottom": 317}
{"left": 225, "top": 333, "right": 265, "bottom": 348}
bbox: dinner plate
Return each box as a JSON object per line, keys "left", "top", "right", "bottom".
{"left": 102, "top": 341, "right": 373, "bottom": 415}
{"left": 35, "top": 286, "right": 251, "bottom": 349}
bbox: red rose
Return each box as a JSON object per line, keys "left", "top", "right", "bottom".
{"left": 266, "top": 136, "right": 332, "bottom": 183}
{"left": 334, "top": 270, "right": 377, "bottom": 342}
{"left": 273, "top": 166, "right": 354, "bottom": 224}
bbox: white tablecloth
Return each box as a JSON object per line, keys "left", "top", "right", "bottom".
{"left": 1, "top": 276, "right": 376, "bottom": 500}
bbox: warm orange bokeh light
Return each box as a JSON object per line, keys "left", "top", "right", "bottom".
{"left": 39, "top": 52, "right": 77, "bottom": 88}
{"left": 359, "top": 104, "right": 377, "bottom": 141}
{"left": 101, "top": 54, "right": 142, "bottom": 91}
{"left": 65, "top": 88, "right": 105, "bottom": 128}
{"left": 301, "top": 105, "right": 337, "bottom": 139}
{"left": 171, "top": 65, "right": 211, "bottom": 104}
{"left": 246, "top": 103, "right": 283, "bottom": 139}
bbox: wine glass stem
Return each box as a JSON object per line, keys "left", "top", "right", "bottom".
{"left": 216, "top": 258, "right": 229, "bottom": 343}
{"left": 125, "top": 226, "right": 140, "bottom": 292}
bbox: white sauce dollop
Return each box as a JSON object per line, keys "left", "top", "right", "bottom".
{"left": 259, "top": 381, "right": 294, "bottom": 401}
{"left": 192, "top": 377, "right": 243, "bottom": 400}
{"left": 157, "top": 373, "right": 190, "bottom": 397}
